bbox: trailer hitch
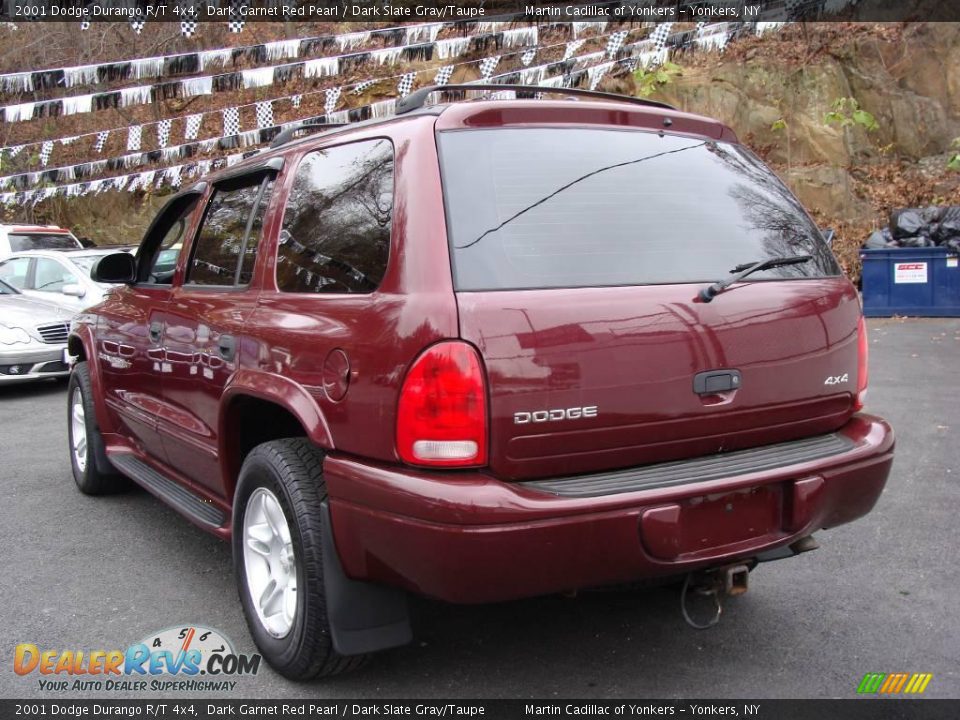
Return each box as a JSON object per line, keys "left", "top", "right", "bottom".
{"left": 680, "top": 564, "right": 750, "bottom": 629}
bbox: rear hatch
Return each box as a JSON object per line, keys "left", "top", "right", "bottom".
{"left": 438, "top": 125, "right": 860, "bottom": 481}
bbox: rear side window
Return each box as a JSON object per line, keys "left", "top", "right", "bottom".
{"left": 0, "top": 257, "right": 30, "bottom": 289}
{"left": 187, "top": 179, "right": 273, "bottom": 287}
{"left": 277, "top": 139, "right": 394, "bottom": 294}
{"left": 9, "top": 233, "right": 80, "bottom": 252}
{"left": 438, "top": 128, "right": 840, "bottom": 291}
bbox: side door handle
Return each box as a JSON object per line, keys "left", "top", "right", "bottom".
{"left": 149, "top": 321, "right": 163, "bottom": 344}
{"left": 218, "top": 334, "right": 236, "bottom": 362}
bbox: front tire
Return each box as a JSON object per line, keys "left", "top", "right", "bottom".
{"left": 232, "top": 438, "right": 368, "bottom": 680}
{"left": 67, "top": 361, "right": 126, "bottom": 495}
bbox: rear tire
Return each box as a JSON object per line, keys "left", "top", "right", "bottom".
{"left": 232, "top": 438, "right": 368, "bottom": 680}
{"left": 67, "top": 362, "right": 126, "bottom": 495}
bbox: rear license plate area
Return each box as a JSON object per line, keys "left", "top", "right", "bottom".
{"left": 641, "top": 485, "right": 782, "bottom": 561}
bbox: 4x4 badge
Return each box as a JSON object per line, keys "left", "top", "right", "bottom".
{"left": 824, "top": 373, "right": 850, "bottom": 385}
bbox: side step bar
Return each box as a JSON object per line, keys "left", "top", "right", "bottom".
{"left": 110, "top": 454, "right": 227, "bottom": 529}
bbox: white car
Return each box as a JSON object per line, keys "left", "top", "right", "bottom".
{"left": 0, "top": 248, "right": 133, "bottom": 311}
{"left": 0, "top": 224, "right": 83, "bottom": 260}
{"left": 0, "top": 277, "right": 73, "bottom": 383}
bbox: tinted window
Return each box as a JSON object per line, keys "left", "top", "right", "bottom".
{"left": 0, "top": 257, "right": 30, "bottom": 289}
{"left": 188, "top": 180, "right": 272, "bottom": 287}
{"left": 33, "top": 257, "right": 78, "bottom": 292}
{"left": 137, "top": 195, "right": 199, "bottom": 285}
{"left": 277, "top": 139, "right": 393, "bottom": 294}
{"left": 438, "top": 129, "right": 839, "bottom": 291}
{"left": 9, "top": 233, "right": 80, "bottom": 252}
{"left": 239, "top": 181, "right": 273, "bottom": 285}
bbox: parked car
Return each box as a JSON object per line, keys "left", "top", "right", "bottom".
{"left": 0, "top": 277, "right": 72, "bottom": 383}
{"left": 67, "top": 85, "right": 895, "bottom": 681}
{"left": 0, "top": 224, "right": 82, "bottom": 260}
{"left": 0, "top": 248, "right": 133, "bottom": 311}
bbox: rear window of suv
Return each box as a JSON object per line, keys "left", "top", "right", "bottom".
{"left": 438, "top": 128, "right": 840, "bottom": 291}
{"left": 8, "top": 233, "right": 80, "bottom": 252}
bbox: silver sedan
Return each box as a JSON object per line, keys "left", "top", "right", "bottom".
{"left": 0, "top": 278, "right": 74, "bottom": 384}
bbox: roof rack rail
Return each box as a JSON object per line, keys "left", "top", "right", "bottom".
{"left": 270, "top": 121, "right": 349, "bottom": 149}
{"left": 394, "top": 83, "right": 676, "bottom": 115}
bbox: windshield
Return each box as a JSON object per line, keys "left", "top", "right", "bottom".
{"left": 438, "top": 128, "right": 839, "bottom": 291}
{"left": 71, "top": 254, "right": 102, "bottom": 275}
{"left": 8, "top": 233, "right": 81, "bottom": 252}
{"left": 0, "top": 277, "right": 19, "bottom": 294}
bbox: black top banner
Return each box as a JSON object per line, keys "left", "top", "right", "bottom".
{"left": 1, "top": 0, "right": 959, "bottom": 23}
{"left": 1, "top": 700, "right": 959, "bottom": 720}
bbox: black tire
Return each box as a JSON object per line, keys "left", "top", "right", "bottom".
{"left": 232, "top": 438, "right": 368, "bottom": 680}
{"left": 67, "top": 361, "right": 127, "bottom": 495}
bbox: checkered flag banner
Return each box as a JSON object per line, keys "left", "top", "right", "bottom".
{"left": 291, "top": 94, "right": 303, "bottom": 108}
{"left": 651, "top": 23, "right": 674, "bottom": 50}
{"left": 8, "top": 145, "right": 23, "bottom": 158}
{"left": 157, "top": 119, "right": 172, "bottom": 148}
{"left": 223, "top": 107, "right": 241, "bottom": 135}
{"left": 255, "top": 101, "right": 274, "bottom": 129}
{"left": 606, "top": 30, "right": 629, "bottom": 58}
{"left": 181, "top": 19, "right": 197, "bottom": 37}
{"left": 479, "top": 56, "right": 500, "bottom": 80}
{"left": 127, "top": 125, "right": 142, "bottom": 152}
{"left": 61, "top": 136, "right": 79, "bottom": 145}
{"left": 397, "top": 72, "right": 416, "bottom": 98}
{"left": 130, "top": 17, "right": 146, "bottom": 34}
{"left": 184, "top": 113, "right": 202, "bottom": 140}
{"left": 434, "top": 65, "right": 455, "bottom": 86}
{"left": 520, "top": 49, "right": 536, "bottom": 66}
{"left": 80, "top": 19, "right": 90, "bottom": 30}
{"left": 39, "top": 141, "right": 53, "bottom": 167}
{"left": 352, "top": 80, "right": 376, "bottom": 95}
{"left": 563, "top": 40, "right": 586, "bottom": 61}
{"left": 94, "top": 131, "right": 109, "bottom": 152}
{"left": 324, "top": 87, "right": 341, "bottom": 114}
{"left": 228, "top": 0, "right": 247, "bottom": 32}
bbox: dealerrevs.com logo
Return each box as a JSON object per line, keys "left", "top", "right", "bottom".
{"left": 14, "top": 625, "right": 260, "bottom": 692}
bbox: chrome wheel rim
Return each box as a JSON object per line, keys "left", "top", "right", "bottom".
{"left": 242, "top": 487, "right": 298, "bottom": 638}
{"left": 70, "top": 388, "right": 87, "bottom": 473}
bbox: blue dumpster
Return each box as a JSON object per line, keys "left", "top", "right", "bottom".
{"left": 860, "top": 247, "right": 960, "bottom": 317}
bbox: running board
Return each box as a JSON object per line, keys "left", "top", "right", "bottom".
{"left": 110, "top": 454, "right": 227, "bottom": 529}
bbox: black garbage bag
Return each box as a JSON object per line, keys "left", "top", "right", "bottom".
{"left": 943, "top": 237, "right": 960, "bottom": 252}
{"left": 933, "top": 206, "right": 960, "bottom": 245}
{"left": 890, "top": 208, "right": 926, "bottom": 239}
{"left": 900, "top": 234, "right": 935, "bottom": 248}
{"left": 920, "top": 206, "right": 945, "bottom": 224}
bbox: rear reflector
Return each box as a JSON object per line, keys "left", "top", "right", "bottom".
{"left": 397, "top": 341, "right": 487, "bottom": 468}
{"left": 855, "top": 316, "right": 869, "bottom": 411}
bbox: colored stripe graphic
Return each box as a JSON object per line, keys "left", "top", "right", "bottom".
{"left": 858, "top": 672, "right": 932, "bottom": 694}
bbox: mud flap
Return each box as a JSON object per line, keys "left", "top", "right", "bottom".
{"left": 320, "top": 501, "right": 413, "bottom": 656}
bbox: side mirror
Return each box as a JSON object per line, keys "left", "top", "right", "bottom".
{"left": 91, "top": 252, "right": 137, "bottom": 284}
{"left": 61, "top": 283, "right": 86, "bottom": 298}
{"left": 822, "top": 228, "right": 835, "bottom": 247}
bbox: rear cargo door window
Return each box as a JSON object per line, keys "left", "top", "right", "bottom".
{"left": 438, "top": 128, "right": 840, "bottom": 291}
{"left": 276, "top": 139, "right": 394, "bottom": 294}
{"left": 8, "top": 233, "right": 79, "bottom": 252}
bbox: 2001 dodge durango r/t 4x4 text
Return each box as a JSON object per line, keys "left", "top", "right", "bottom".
{"left": 67, "top": 85, "right": 895, "bottom": 680}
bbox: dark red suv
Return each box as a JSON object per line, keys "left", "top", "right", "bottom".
{"left": 67, "top": 85, "right": 894, "bottom": 680}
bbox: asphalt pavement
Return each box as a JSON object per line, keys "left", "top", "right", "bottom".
{"left": 1, "top": 318, "right": 957, "bottom": 699}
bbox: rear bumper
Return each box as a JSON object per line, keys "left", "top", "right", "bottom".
{"left": 325, "top": 414, "right": 894, "bottom": 604}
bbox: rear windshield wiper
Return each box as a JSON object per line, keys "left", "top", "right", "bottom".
{"left": 698, "top": 255, "right": 813, "bottom": 303}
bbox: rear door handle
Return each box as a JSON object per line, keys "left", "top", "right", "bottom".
{"left": 218, "top": 334, "right": 236, "bottom": 361}
{"left": 693, "top": 369, "right": 741, "bottom": 395}
{"left": 149, "top": 321, "right": 163, "bottom": 344}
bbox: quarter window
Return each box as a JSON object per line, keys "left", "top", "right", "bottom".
{"left": 277, "top": 139, "right": 394, "bottom": 294}
{"left": 0, "top": 257, "right": 30, "bottom": 289}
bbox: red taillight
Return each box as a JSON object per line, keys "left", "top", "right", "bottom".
{"left": 397, "top": 341, "right": 487, "bottom": 468}
{"left": 855, "top": 315, "right": 869, "bottom": 411}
